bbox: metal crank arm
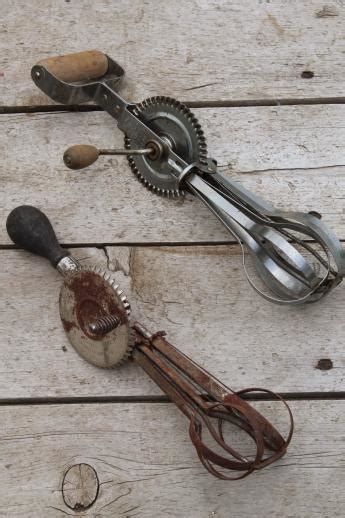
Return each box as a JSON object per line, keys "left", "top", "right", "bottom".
{"left": 133, "top": 322, "right": 293, "bottom": 480}
{"left": 31, "top": 50, "right": 189, "bottom": 174}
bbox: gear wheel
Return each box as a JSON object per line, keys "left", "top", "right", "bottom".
{"left": 125, "top": 96, "right": 207, "bottom": 197}
{"left": 59, "top": 265, "right": 133, "bottom": 368}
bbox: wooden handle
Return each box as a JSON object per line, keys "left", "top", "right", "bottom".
{"left": 36, "top": 50, "right": 108, "bottom": 82}
{"left": 63, "top": 145, "right": 99, "bottom": 169}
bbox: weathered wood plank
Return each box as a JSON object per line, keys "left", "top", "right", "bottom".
{"left": 2, "top": 1, "right": 345, "bottom": 105}
{"left": 0, "top": 400, "right": 344, "bottom": 517}
{"left": 1, "top": 104, "right": 345, "bottom": 244}
{"left": 0, "top": 245, "right": 343, "bottom": 398}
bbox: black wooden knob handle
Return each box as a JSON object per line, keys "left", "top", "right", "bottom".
{"left": 6, "top": 205, "right": 69, "bottom": 267}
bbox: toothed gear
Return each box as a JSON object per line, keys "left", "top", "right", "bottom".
{"left": 59, "top": 265, "right": 133, "bottom": 368}
{"left": 125, "top": 96, "right": 207, "bottom": 197}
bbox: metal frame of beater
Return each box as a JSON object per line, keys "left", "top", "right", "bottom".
{"left": 6, "top": 205, "right": 293, "bottom": 480}
{"left": 31, "top": 50, "right": 345, "bottom": 305}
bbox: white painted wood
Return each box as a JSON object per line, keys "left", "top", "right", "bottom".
{"left": 0, "top": 245, "right": 343, "bottom": 398}
{"left": 1, "top": 1, "right": 345, "bottom": 105}
{"left": 2, "top": 2, "right": 344, "bottom": 515}
{"left": 0, "top": 400, "right": 343, "bottom": 517}
{"left": 2, "top": 104, "right": 345, "bottom": 244}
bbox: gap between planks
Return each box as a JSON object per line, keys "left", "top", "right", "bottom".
{"left": 2, "top": 238, "right": 344, "bottom": 251}
{"left": 0, "top": 391, "right": 345, "bottom": 407}
{"left": 2, "top": 96, "right": 345, "bottom": 115}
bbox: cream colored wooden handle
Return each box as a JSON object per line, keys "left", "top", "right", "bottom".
{"left": 37, "top": 50, "right": 108, "bottom": 82}
{"left": 63, "top": 145, "right": 99, "bottom": 170}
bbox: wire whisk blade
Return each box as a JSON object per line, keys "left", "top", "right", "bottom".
{"left": 186, "top": 170, "right": 345, "bottom": 304}
{"left": 133, "top": 323, "right": 293, "bottom": 480}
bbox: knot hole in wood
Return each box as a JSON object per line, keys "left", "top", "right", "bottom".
{"left": 62, "top": 463, "right": 99, "bottom": 511}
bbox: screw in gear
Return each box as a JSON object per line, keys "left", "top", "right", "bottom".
{"left": 60, "top": 265, "right": 133, "bottom": 367}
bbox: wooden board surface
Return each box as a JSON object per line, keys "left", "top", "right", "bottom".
{"left": 1, "top": 104, "right": 345, "bottom": 244}
{"left": 1, "top": 400, "right": 344, "bottom": 517}
{"left": 0, "top": 245, "right": 343, "bottom": 399}
{"left": 2, "top": 1, "right": 345, "bottom": 515}
{"left": 2, "top": 1, "right": 345, "bottom": 105}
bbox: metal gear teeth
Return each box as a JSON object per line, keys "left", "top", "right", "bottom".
{"left": 92, "top": 264, "right": 133, "bottom": 365}
{"left": 125, "top": 135, "right": 182, "bottom": 198}
{"left": 103, "top": 267, "right": 130, "bottom": 317}
{"left": 79, "top": 264, "right": 132, "bottom": 319}
{"left": 125, "top": 95, "right": 208, "bottom": 196}
{"left": 126, "top": 326, "right": 138, "bottom": 360}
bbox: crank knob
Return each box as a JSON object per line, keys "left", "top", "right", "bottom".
{"left": 6, "top": 205, "right": 69, "bottom": 267}
{"left": 63, "top": 144, "right": 99, "bottom": 169}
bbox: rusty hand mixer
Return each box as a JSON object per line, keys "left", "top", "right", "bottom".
{"left": 7, "top": 205, "right": 293, "bottom": 480}
{"left": 31, "top": 50, "right": 345, "bottom": 304}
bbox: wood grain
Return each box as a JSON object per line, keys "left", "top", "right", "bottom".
{"left": 62, "top": 463, "right": 99, "bottom": 511}
{"left": 1, "top": 1, "right": 345, "bottom": 105}
{"left": 0, "top": 400, "right": 344, "bottom": 517}
{"left": 2, "top": 1, "right": 344, "bottom": 516}
{"left": 1, "top": 104, "right": 345, "bottom": 244}
{"left": 0, "top": 245, "right": 343, "bottom": 398}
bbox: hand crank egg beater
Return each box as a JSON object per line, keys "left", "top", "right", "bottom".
{"left": 31, "top": 50, "right": 345, "bottom": 304}
{"left": 7, "top": 205, "right": 293, "bottom": 480}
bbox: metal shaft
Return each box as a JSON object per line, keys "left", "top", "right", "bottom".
{"left": 99, "top": 148, "right": 152, "bottom": 156}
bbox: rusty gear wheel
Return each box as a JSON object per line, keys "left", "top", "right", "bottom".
{"left": 59, "top": 265, "right": 133, "bottom": 368}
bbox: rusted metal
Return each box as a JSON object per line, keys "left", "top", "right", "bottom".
{"left": 59, "top": 268, "right": 131, "bottom": 368}
{"left": 66, "top": 270, "right": 127, "bottom": 339}
{"left": 89, "top": 314, "right": 120, "bottom": 336}
{"left": 133, "top": 322, "right": 294, "bottom": 480}
{"left": 6, "top": 204, "right": 295, "bottom": 480}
